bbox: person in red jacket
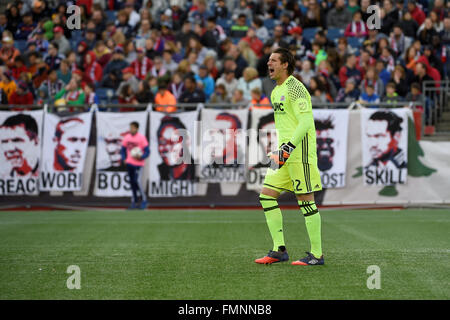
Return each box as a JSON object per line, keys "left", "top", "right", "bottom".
{"left": 9, "top": 81, "right": 34, "bottom": 109}
{"left": 407, "top": 0, "right": 426, "bottom": 26}
{"left": 84, "top": 51, "right": 103, "bottom": 86}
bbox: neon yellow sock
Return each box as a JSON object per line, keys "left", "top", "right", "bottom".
{"left": 298, "top": 200, "right": 322, "bottom": 258}
{"left": 259, "top": 194, "right": 285, "bottom": 251}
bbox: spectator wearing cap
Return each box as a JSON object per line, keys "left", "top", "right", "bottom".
{"left": 0, "top": 70, "right": 17, "bottom": 100}
{"left": 130, "top": 47, "right": 153, "bottom": 80}
{"left": 53, "top": 26, "right": 70, "bottom": 56}
{"left": 8, "top": 80, "right": 34, "bottom": 106}
{"left": 344, "top": 10, "right": 368, "bottom": 38}
{"left": 408, "top": 0, "right": 426, "bottom": 26}
{"left": 116, "top": 67, "right": 139, "bottom": 97}
{"left": 0, "top": 35, "right": 20, "bottom": 68}
{"left": 289, "top": 26, "right": 311, "bottom": 61}
{"left": 29, "top": 28, "right": 49, "bottom": 55}
{"left": 155, "top": 79, "right": 177, "bottom": 113}
{"left": 327, "top": 0, "right": 352, "bottom": 29}
{"left": 44, "top": 42, "right": 64, "bottom": 71}
{"left": 15, "top": 12, "right": 36, "bottom": 40}
{"left": 195, "top": 65, "right": 215, "bottom": 101}
{"left": 178, "top": 74, "right": 206, "bottom": 103}
{"left": 102, "top": 46, "right": 130, "bottom": 81}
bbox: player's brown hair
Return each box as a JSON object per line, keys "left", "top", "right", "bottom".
{"left": 273, "top": 47, "right": 295, "bottom": 75}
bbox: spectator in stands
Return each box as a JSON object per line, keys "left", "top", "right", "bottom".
{"left": 103, "top": 46, "right": 129, "bottom": 81}
{"left": 0, "top": 85, "right": 8, "bottom": 104}
{"left": 303, "top": 0, "right": 327, "bottom": 28}
{"left": 390, "top": 65, "right": 409, "bottom": 98}
{"left": 101, "top": 68, "right": 122, "bottom": 90}
{"left": 203, "top": 55, "right": 218, "bottom": 80}
{"left": 336, "top": 78, "right": 360, "bottom": 103}
{"left": 272, "top": 25, "right": 289, "bottom": 49}
{"left": 382, "top": 82, "right": 403, "bottom": 106}
{"left": 216, "top": 69, "right": 238, "bottom": 101}
{"left": 8, "top": 80, "right": 33, "bottom": 106}
{"left": 202, "top": 17, "right": 227, "bottom": 50}
{"left": 361, "top": 66, "right": 385, "bottom": 99}
{"left": 135, "top": 19, "right": 152, "bottom": 49}
{"left": 389, "top": 24, "right": 413, "bottom": 59}
{"left": 238, "top": 40, "right": 258, "bottom": 69}
{"left": 117, "top": 67, "right": 139, "bottom": 97}
{"left": 57, "top": 59, "right": 72, "bottom": 85}
{"left": 232, "top": 0, "right": 252, "bottom": 22}
{"left": 375, "top": 59, "right": 392, "bottom": 86}
{"left": 5, "top": 4, "right": 20, "bottom": 35}
{"left": 279, "top": 12, "right": 297, "bottom": 36}
{"left": 379, "top": 46, "right": 396, "bottom": 73}
{"left": 408, "top": 0, "right": 426, "bottom": 26}
{"left": 252, "top": 17, "right": 269, "bottom": 44}
{"left": 230, "top": 13, "right": 249, "bottom": 39}
{"left": 347, "top": 0, "right": 360, "bottom": 15}
{"left": 38, "top": 68, "right": 65, "bottom": 103}
{"left": 405, "top": 82, "right": 424, "bottom": 110}
{"left": 327, "top": 0, "right": 352, "bottom": 29}
{"left": 11, "top": 55, "right": 28, "bottom": 80}
{"left": 175, "top": 20, "right": 197, "bottom": 50}
{"left": 0, "top": 13, "right": 8, "bottom": 35}
{"left": 130, "top": 47, "right": 152, "bottom": 80}
{"left": 178, "top": 74, "right": 206, "bottom": 103}
{"left": 336, "top": 37, "right": 353, "bottom": 65}
{"left": 0, "top": 69, "right": 17, "bottom": 100}
{"left": 418, "top": 18, "right": 439, "bottom": 46}
{"left": 118, "top": 83, "right": 138, "bottom": 105}
{"left": 188, "top": 0, "right": 212, "bottom": 27}
{"left": 162, "top": 49, "right": 178, "bottom": 74}
{"left": 338, "top": 53, "right": 361, "bottom": 88}
{"left": 53, "top": 26, "right": 70, "bottom": 56}
{"left": 214, "top": 0, "right": 229, "bottom": 19}
{"left": 209, "top": 83, "right": 230, "bottom": 104}
{"left": 54, "top": 78, "right": 86, "bottom": 107}
{"left": 0, "top": 35, "right": 20, "bottom": 68}
{"left": 237, "top": 66, "right": 261, "bottom": 99}
{"left": 289, "top": 27, "right": 311, "bottom": 61}
{"left": 15, "top": 12, "right": 35, "bottom": 40}
{"left": 429, "top": 11, "right": 444, "bottom": 34}
{"left": 124, "top": 1, "right": 141, "bottom": 29}
{"left": 250, "top": 87, "right": 270, "bottom": 110}
{"left": 93, "top": 40, "right": 112, "bottom": 68}
{"left": 344, "top": 10, "right": 368, "bottom": 38}
{"left": 231, "top": 88, "right": 248, "bottom": 105}
{"left": 242, "top": 28, "right": 263, "bottom": 58}
{"left": 399, "top": 11, "right": 419, "bottom": 39}
{"left": 155, "top": 79, "right": 177, "bottom": 112}
{"left": 84, "top": 82, "right": 99, "bottom": 106}
{"left": 359, "top": 84, "right": 380, "bottom": 108}
{"left": 84, "top": 51, "right": 103, "bottom": 85}
{"left": 115, "top": 9, "right": 134, "bottom": 39}
{"left": 299, "top": 59, "right": 316, "bottom": 87}
{"left": 44, "top": 42, "right": 64, "bottom": 71}
{"left": 195, "top": 65, "right": 215, "bottom": 101}
{"left": 411, "top": 62, "right": 434, "bottom": 90}
{"left": 136, "top": 80, "right": 154, "bottom": 103}
{"left": 149, "top": 56, "right": 167, "bottom": 78}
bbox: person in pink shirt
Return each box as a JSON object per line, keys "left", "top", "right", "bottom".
{"left": 120, "top": 121, "right": 149, "bottom": 209}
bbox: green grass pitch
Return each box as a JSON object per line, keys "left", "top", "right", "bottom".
{"left": 0, "top": 208, "right": 448, "bottom": 300}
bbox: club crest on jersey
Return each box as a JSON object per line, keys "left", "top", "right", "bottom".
{"left": 280, "top": 95, "right": 285, "bottom": 101}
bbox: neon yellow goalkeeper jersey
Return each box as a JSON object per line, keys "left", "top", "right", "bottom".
{"left": 270, "top": 75, "right": 318, "bottom": 164}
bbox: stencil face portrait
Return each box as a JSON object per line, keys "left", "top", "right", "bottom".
{"left": 105, "top": 131, "right": 128, "bottom": 168}
{"left": 53, "top": 118, "right": 87, "bottom": 171}
{"left": 256, "top": 113, "right": 276, "bottom": 165}
{"left": 157, "top": 120, "right": 187, "bottom": 167}
{"left": 315, "top": 117, "right": 335, "bottom": 171}
{"left": 0, "top": 114, "right": 39, "bottom": 176}
{"left": 210, "top": 113, "right": 242, "bottom": 165}
{"left": 365, "top": 111, "right": 403, "bottom": 166}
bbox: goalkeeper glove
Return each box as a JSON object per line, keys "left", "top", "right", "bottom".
{"left": 268, "top": 142, "right": 296, "bottom": 170}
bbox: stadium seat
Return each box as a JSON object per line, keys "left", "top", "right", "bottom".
{"left": 327, "top": 28, "right": 344, "bottom": 41}
{"left": 302, "top": 27, "right": 318, "bottom": 42}
{"left": 96, "top": 87, "right": 114, "bottom": 104}
{"left": 217, "top": 18, "right": 232, "bottom": 34}
{"left": 263, "top": 18, "right": 276, "bottom": 31}
{"left": 106, "top": 10, "right": 116, "bottom": 23}
{"left": 347, "top": 37, "right": 364, "bottom": 50}
{"left": 14, "top": 40, "right": 27, "bottom": 52}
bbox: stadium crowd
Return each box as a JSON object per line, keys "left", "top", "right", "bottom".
{"left": 0, "top": 0, "right": 448, "bottom": 112}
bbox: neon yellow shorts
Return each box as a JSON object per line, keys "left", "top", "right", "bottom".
{"left": 263, "top": 162, "right": 322, "bottom": 194}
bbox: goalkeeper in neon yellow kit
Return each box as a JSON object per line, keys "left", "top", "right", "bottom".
{"left": 255, "top": 48, "right": 324, "bottom": 266}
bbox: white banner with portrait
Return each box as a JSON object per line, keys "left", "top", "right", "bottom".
{"left": 0, "top": 110, "right": 43, "bottom": 195}
{"left": 148, "top": 110, "right": 198, "bottom": 197}
{"left": 246, "top": 108, "right": 276, "bottom": 191}
{"left": 313, "top": 109, "right": 349, "bottom": 188}
{"left": 361, "top": 108, "right": 408, "bottom": 186}
{"left": 94, "top": 111, "right": 148, "bottom": 197}
{"left": 199, "top": 109, "right": 248, "bottom": 183}
{"left": 40, "top": 112, "right": 92, "bottom": 191}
